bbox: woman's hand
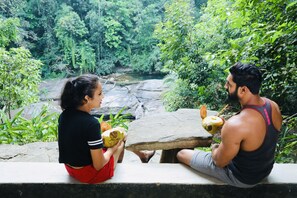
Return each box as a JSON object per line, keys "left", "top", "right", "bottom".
{"left": 107, "top": 140, "right": 124, "bottom": 154}
{"left": 91, "top": 140, "right": 124, "bottom": 171}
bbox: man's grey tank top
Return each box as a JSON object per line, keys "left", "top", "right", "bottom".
{"left": 228, "top": 98, "right": 280, "bottom": 185}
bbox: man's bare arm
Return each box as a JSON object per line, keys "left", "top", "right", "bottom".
{"left": 211, "top": 118, "right": 244, "bottom": 167}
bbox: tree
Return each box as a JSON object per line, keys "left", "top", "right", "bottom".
{"left": 0, "top": 17, "right": 19, "bottom": 47}
{"left": 155, "top": 0, "right": 226, "bottom": 110}
{"left": 0, "top": 18, "right": 42, "bottom": 118}
{"left": 101, "top": 0, "right": 139, "bottom": 67}
{"left": 55, "top": 4, "right": 94, "bottom": 74}
{"left": 156, "top": 0, "right": 297, "bottom": 114}
{"left": 0, "top": 0, "right": 26, "bottom": 18}
{"left": 86, "top": 0, "right": 158, "bottom": 74}
{"left": 211, "top": 0, "right": 297, "bottom": 114}
{"left": 154, "top": 0, "right": 196, "bottom": 74}
{"left": 2, "top": 0, "right": 167, "bottom": 77}
{"left": 130, "top": 0, "right": 164, "bottom": 73}
{"left": 23, "top": 0, "right": 59, "bottom": 77}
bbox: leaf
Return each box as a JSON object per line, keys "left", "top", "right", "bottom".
{"left": 286, "top": 1, "right": 297, "bottom": 11}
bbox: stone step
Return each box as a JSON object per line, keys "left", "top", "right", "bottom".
{"left": 0, "top": 162, "right": 296, "bottom": 198}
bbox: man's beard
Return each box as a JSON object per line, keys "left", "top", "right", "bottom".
{"left": 226, "top": 86, "right": 239, "bottom": 104}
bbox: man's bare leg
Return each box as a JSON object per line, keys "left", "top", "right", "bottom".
{"left": 176, "top": 149, "right": 195, "bottom": 166}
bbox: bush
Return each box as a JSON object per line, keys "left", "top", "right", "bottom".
{"left": 0, "top": 105, "right": 58, "bottom": 145}
{"left": 162, "top": 74, "right": 199, "bottom": 112}
{"left": 275, "top": 115, "right": 297, "bottom": 163}
{"left": 97, "top": 107, "right": 132, "bottom": 130}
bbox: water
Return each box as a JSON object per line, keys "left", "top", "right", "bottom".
{"left": 114, "top": 72, "right": 166, "bottom": 82}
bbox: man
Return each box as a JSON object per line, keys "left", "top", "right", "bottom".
{"left": 177, "top": 62, "right": 282, "bottom": 188}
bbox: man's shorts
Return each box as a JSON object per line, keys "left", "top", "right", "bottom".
{"left": 190, "top": 150, "right": 255, "bottom": 188}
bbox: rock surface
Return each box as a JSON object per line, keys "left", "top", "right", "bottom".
{"left": 0, "top": 142, "right": 161, "bottom": 163}
{"left": 0, "top": 142, "right": 59, "bottom": 162}
{"left": 16, "top": 78, "right": 168, "bottom": 120}
{"left": 125, "top": 109, "right": 214, "bottom": 151}
{"left": 91, "top": 79, "right": 167, "bottom": 119}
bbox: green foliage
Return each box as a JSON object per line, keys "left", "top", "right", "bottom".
{"left": 78, "top": 40, "right": 96, "bottom": 74}
{"left": 0, "top": 17, "right": 42, "bottom": 117}
{"left": 0, "top": 0, "right": 26, "bottom": 17}
{"left": 55, "top": 3, "right": 94, "bottom": 73}
{"left": 155, "top": 0, "right": 297, "bottom": 115}
{"left": 96, "top": 58, "right": 116, "bottom": 75}
{"left": 22, "top": 0, "right": 59, "bottom": 77}
{"left": 131, "top": 47, "right": 162, "bottom": 73}
{"left": 154, "top": 0, "right": 196, "bottom": 73}
{"left": 155, "top": 0, "right": 228, "bottom": 110}
{"left": 0, "top": 17, "right": 20, "bottom": 47}
{"left": 162, "top": 73, "right": 198, "bottom": 111}
{"left": 0, "top": 105, "right": 59, "bottom": 144}
{"left": 99, "top": 0, "right": 140, "bottom": 68}
{"left": 55, "top": 4, "right": 88, "bottom": 39}
{"left": 0, "top": 47, "right": 42, "bottom": 116}
{"left": 103, "top": 17, "right": 123, "bottom": 49}
{"left": 85, "top": 0, "right": 165, "bottom": 75}
{"left": 85, "top": 2, "right": 105, "bottom": 70}
{"left": 276, "top": 115, "right": 297, "bottom": 163}
{"left": 98, "top": 107, "right": 132, "bottom": 130}
{"left": 163, "top": 72, "right": 227, "bottom": 111}
{"left": 130, "top": 1, "right": 163, "bottom": 73}
{"left": 1, "top": 0, "right": 167, "bottom": 77}
{"left": 230, "top": 0, "right": 297, "bottom": 115}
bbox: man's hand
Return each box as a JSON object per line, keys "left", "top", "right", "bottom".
{"left": 211, "top": 143, "right": 220, "bottom": 152}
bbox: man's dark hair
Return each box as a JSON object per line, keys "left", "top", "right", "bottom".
{"left": 229, "top": 62, "right": 262, "bottom": 94}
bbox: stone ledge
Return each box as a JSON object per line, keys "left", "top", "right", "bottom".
{"left": 0, "top": 162, "right": 296, "bottom": 198}
{"left": 126, "top": 138, "right": 212, "bottom": 151}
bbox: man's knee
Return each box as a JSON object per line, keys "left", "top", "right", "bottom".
{"left": 176, "top": 150, "right": 184, "bottom": 161}
{"left": 176, "top": 149, "right": 192, "bottom": 165}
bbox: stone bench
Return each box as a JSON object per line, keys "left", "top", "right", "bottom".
{"left": 125, "top": 109, "right": 215, "bottom": 163}
{"left": 0, "top": 162, "right": 296, "bottom": 198}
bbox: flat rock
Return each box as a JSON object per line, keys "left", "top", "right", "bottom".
{"left": 0, "top": 142, "right": 59, "bottom": 162}
{"left": 125, "top": 109, "right": 214, "bottom": 151}
{"left": 0, "top": 142, "right": 161, "bottom": 163}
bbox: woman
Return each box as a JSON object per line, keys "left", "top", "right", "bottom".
{"left": 58, "top": 74, "right": 124, "bottom": 183}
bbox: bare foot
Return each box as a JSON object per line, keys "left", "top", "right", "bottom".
{"left": 138, "top": 150, "right": 156, "bottom": 163}
{"left": 132, "top": 150, "right": 156, "bottom": 163}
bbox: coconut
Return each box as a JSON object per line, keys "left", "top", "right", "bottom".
{"left": 202, "top": 116, "right": 224, "bottom": 135}
{"left": 102, "top": 127, "right": 126, "bottom": 147}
